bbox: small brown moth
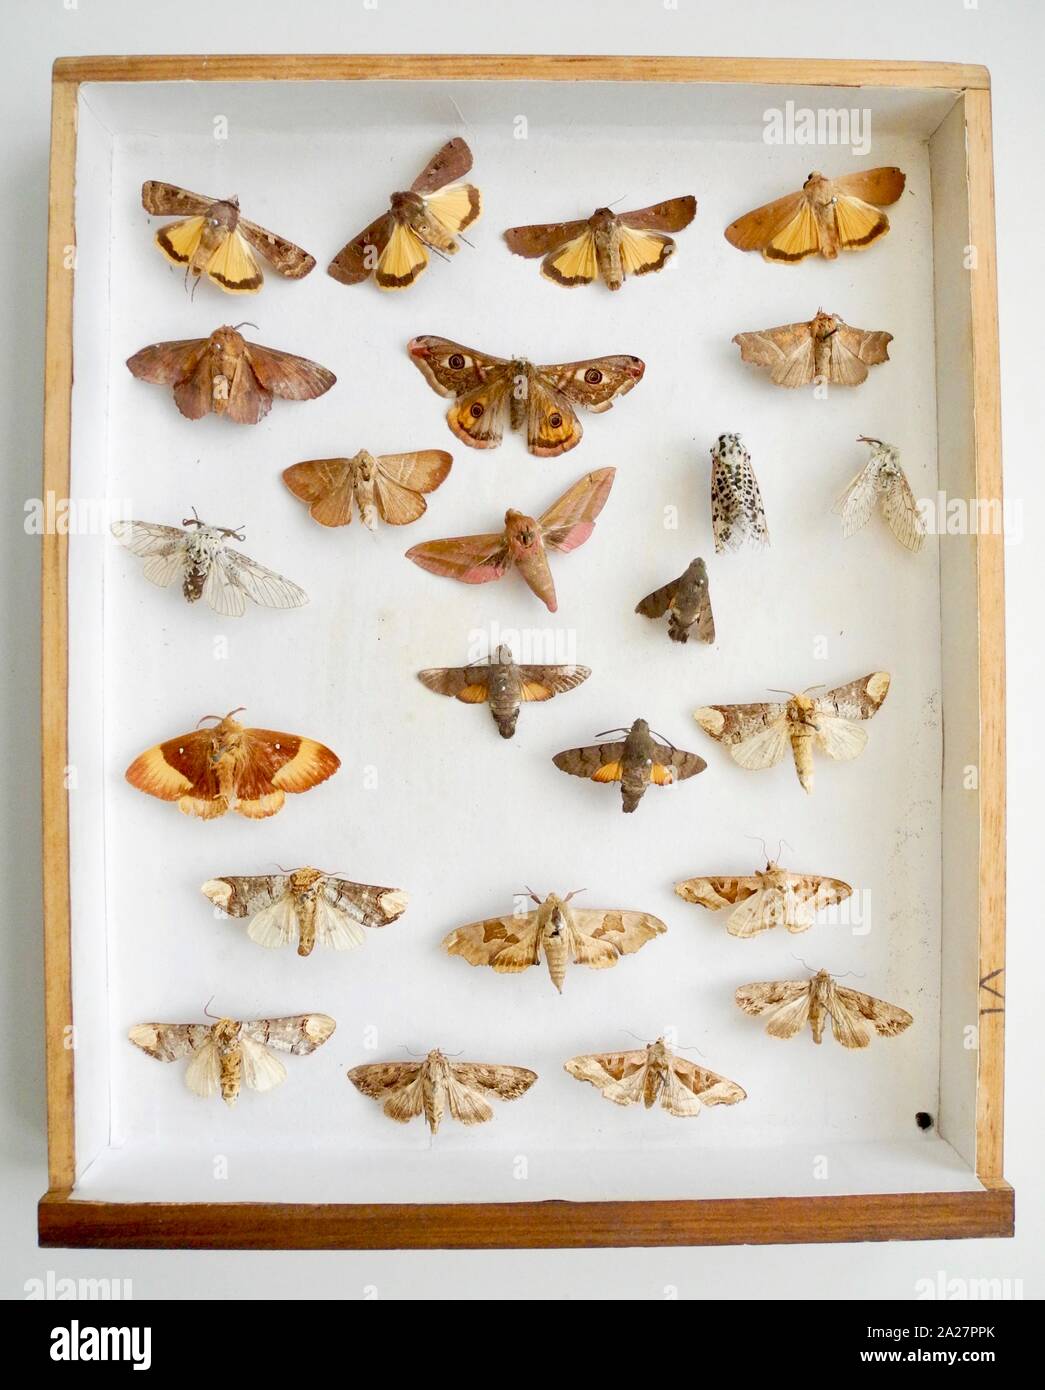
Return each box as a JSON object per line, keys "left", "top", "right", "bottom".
{"left": 129, "top": 1013, "right": 335, "bottom": 1105}
{"left": 201, "top": 869, "right": 408, "bottom": 956}
{"left": 733, "top": 310, "right": 892, "bottom": 389}
{"left": 348, "top": 1050, "right": 536, "bottom": 1133}
{"left": 735, "top": 970, "right": 912, "bottom": 1048}
{"left": 724, "top": 167, "right": 906, "bottom": 262}
{"left": 126, "top": 324, "right": 335, "bottom": 425}
{"left": 565, "top": 1038, "right": 746, "bottom": 1116}
{"left": 407, "top": 335, "right": 644, "bottom": 456}
{"left": 125, "top": 708, "right": 340, "bottom": 820}
{"left": 636, "top": 557, "right": 714, "bottom": 644}
{"left": 710, "top": 433, "right": 769, "bottom": 553}
{"left": 142, "top": 180, "right": 316, "bottom": 293}
{"left": 553, "top": 717, "right": 707, "bottom": 813}
{"left": 694, "top": 673, "right": 890, "bottom": 795}
{"left": 111, "top": 511, "right": 308, "bottom": 617}
{"left": 328, "top": 138, "right": 481, "bottom": 290}
{"left": 406, "top": 467, "right": 614, "bottom": 613}
{"left": 675, "top": 857, "right": 852, "bottom": 937}
{"left": 282, "top": 449, "right": 452, "bottom": 529}
{"left": 835, "top": 437, "right": 925, "bottom": 552}
{"left": 504, "top": 195, "right": 697, "bottom": 290}
{"left": 442, "top": 890, "right": 666, "bottom": 993}
{"left": 418, "top": 643, "right": 590, "bottom": 739}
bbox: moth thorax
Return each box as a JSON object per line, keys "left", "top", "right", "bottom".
{"left": 390, "top": 190, "right": 424, "bottom": 219}
{"left": 209, "top": 198, "right": 240, "bottom": 229}
{"left": 505, "top": 510, "right": 538, "bottom": 548}
{"left": 212, "top": 1018, "right": 240, "bottom": 1048}
{"left": 642, "top": 1060, "right": 664, "bottom": 1108}
{"left": 290, "top": 866, "right": 324, "bottom": 893}
{"left": 812, "top": 312, "right": 839, "bottom": 338}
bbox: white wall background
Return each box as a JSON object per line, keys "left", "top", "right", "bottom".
{"left": 2, "top": 0, "right": 1041, "bottom": 1299}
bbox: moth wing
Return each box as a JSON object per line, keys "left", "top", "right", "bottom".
{"left": 665, "top": 1055, "right": 746, "bottom": 1114}
{"left": 449, "top": 1062, "right": 537, "bottom": 1102}
{"left": 238, "top": 728, "right": 340, "bottom": 799}
{"left": 410, "top": 137, "right": 474, "bottom": 194}
{"left": 126, "top": 337, "right": 208, "bottom": 386}
{"left": 648, "top": 738, "right": 707, "bottom": 784}
{"left": 524, "top": 374, "right": 583, "bottom": 457}
{"left": 348, "top": 1061, "right": 423, "bottom": 1103}
{"left": 564, "top": 1050, "right": 648, "bottom": 1107}
{"left": 373, "top": 472, "right": 427, "bottom": 526}
{"left": 406, "top": 532, "right": 511, "bottom": 585}
{"left": 184, "top": 1039, "right": 222, "bottom": 1098}
{"left": 814, "top": 672, "right": 891, "bottom": 729}
{"left": 242, "top": 1014, "right": 336, "bottom": 1054}
{"left": 423, "top": 183, "right": 482, "bottom": 238}
{"left": 674, "top": 875, "right": 761, "bottom": 911}
{"left": 539, "top": 467, "right": 616, "bottom": 551}
{"left": 111, "top": 521, "right": 190, "bottom": 588}
{"left": 831, "top": 194, "right": 891, "bottom": 252}
{"left": 722, "top": 888, "right": 778, "bottom": 939}
{"left": 515, "top": 663, "right": 591, "bottom": 700}
{"left": 779, "top": 873, "right": 852, "bottom": 930}
{"left": 446, "top": 377, "right": 512, "bottom": 450}
{"left": 834, "top": 458, "right": 882, "bottom": 537}
{"left": 569, "top": 908, "right": 667, "bottom": 968}
{"left": 829, "top": 325, "right": 892, "bottom": 386}
{"left": 552, "top": 742, "right": 625, "bottom": 783}
{"left": 282, "top": 458, "right": 354, "bottom": 527}
{"left": 504, "top": 218, "right": 590, "bottom": 258}
{"left": 881, "top": 468, "right": 926, "bottom": 551}
{"left": 539, "top": 357, "right": 645, "bottom": 414}
{"left": 618, "top": 227, "right": 675, "bottom": 277}
{"left": 407, "top": 336, "right": 510, "bottom": 397}
{"left": 735, "top": 980, "right": 813, "bottom": 1039}
{"left": 323, "top": 876, "right": 408, "bottom": 928}
{"left": 313, "top": 893, "right": 366, "bottom": 951}
{"left": 695, "top": 587, "right": 716, "bottom": 643}
{"left": 154, "top": 216, "right": 206, "bottom": 267}
{"left": 128, "top": 1021, "right": 211, "bottom": 1062}
{"left": 141, "top": 181, "right": 214, "bottom": 217}
{"left": 813, "top": 717, "right": 868, "bottom": 762}
{"left": 761, "top": 200, "right": 823, "bottom": 262}
{"left": 619, "top": 195, "right": 697, "bottom": 232}
{"left": 442, "top": 910, "right": 542, "bottom": 973}
{"left": 832, "top": 984, "right": 913, "bottom": 1042}
{"left": 375, "top": 449, "right": 453, "bottom": 493}
{"left": 830, "top": 166, "right": 906, "bottom": 206}
{"left": 243, "top": 339, "right": 336, "bottom": 400}
{"left": 201, "top": 873, "right": 290, "bottom": 918}
{"left": 214, "top": 547, "right": 309, "bottom": 612}
{"left": 125, "top": 727, "right": 218, "bottom": 804}
{"left": 327, "top": 211, "right": 393, "bottom": 285}
{"left": 245, "top": 893, "right": 300, "bottom": 950}
{"left": 541, "top": 228, "right": 599, "bottom": 288}
{"left": 724, "top": 189, "right": 811, "bottom": 254}
{"left": 635, "top": 575, "right": 679, "bottom": 620}
{"left": 375, "top": 221, "right": 429, "bottom": 289}
{"left": 733, "top": 323, "right": 816, "bottom": 388}
{"left": 694, "top": 702, "right": 791, "bottom": 768}
{"left": 237, "top": 215, "right": 316, "bottom": 278}
{"left": 444, "top": 1074, "right": 495, "bottom": 1126}
{"left": 203, "top": 228, "right": 263, "bottom": 294}
{"left": 234, "top": 1035, "right": 286, "bottom": 1091}
{"left": 417, "top": 664, "right": 492, "bottom": 703}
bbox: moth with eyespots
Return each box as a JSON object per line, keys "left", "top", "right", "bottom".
{"left": 407, "top": 335, "right": 644, "bottom": 457}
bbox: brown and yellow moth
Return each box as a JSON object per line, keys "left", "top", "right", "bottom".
{"left": 201, "top": 869, "right": 408, "bottom": 956}
{"left": 636, "top": 557, "right": 714, "bottom": 644}
{"left": 733, "top": 310, "right": 892, "bottom": 389}
{"left": 565, "top": 1038, "right": 746, "bottom": 1116}
{"left": 675, "top": 857, "right": 852, "bottom": 937}
{"left": 142, "top": 180, "right": 316, "bottom": 293}
{"left": 504, "top": 195, "right": 696, "bottom": 290}
{"left": 442, "top": 890, "right": 666, "bottom": 993}
{"left": 835, "top": 437, "right": 925, "bottom": 552}
{"left": 348, "top": 1050, "right": 536, "bottom": 1133}
{"left": 129, "top": 1013, "right": 335, "bottom": 1106}
{"left": 724, "top": 166, "right": 906, "bottom": 262}
{"left": 418, "top": 643, "right": 590, "bottom": 739}
{"left": 111, "top": 510, "right": 308, "bottom": 617}
{"left": 736, "top": 970, "right": 912, "bottom": 1048}
{"left": 553, "top": 717, "right": 707, "bottom": 813}
{"left": 694, "top": 672, "right": 890, "bottom": 795}
{"left": 126, "top": 324, "right": 335, "bottom": 425}
{"left": 406, "top": 467, "right": 614, "bottom": 613}
{"left": 328, "top": 138, "right": 481, "bottom": 290}
{"left": 281, "top": 449, "right": 452, "bottom": 530}
{"left": 407, "top": 335, "right": 644, "bottom": 456}
{"left": 710, "top": 433, "right": 770, "bottom": 553}
{"left": 125, "top": 708, "right": 340, "bottom": 820}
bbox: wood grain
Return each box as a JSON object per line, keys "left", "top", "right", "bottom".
{"left": 965, "top": 87, "right": 1006, "bottom": 1183}
{"left": 41, "top": 79, "right": 77, "bottom": 1192}
{"left": 50, "top": 53, "right": 990, "bottom": 89}
{"left": 38, "top": 1186, "right": 1014, "bottom": 1249}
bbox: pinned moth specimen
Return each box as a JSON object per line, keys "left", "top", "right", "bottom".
{"left": 142, "top": 180, "right": 316, "bottom": 293}
{"left": 565, "top": 1038, "right": 746, "bottom": 1116}
{"left": 328, "top": 137, "right": 481, "bottom": 290}
{"left": 110, "top": 510, "right": 307, "bottom": 617}
{"left": 408, "top": 335, "right": 644, "bottom": 457}
{"left": 282, "top": 449, "right": 452, "bottom": 529}
{"left": 694, "top": 672, "right": 891, "bottom": 795}
{"left": 710, "top": 433, "right": 769, "bottom": 553}
{"left": 405, "top": 467, "right": 614, "bottom": 613}
{"left": 675, "top": 857, "right": 852, "bottom": 938}
{"left": 442, "top": 890, "right": 666, "bottom": 993}
{"left": 835, "top": 437, "right": 925, "bottom": 552}
{"left": 553, "top": 717, "right": 707, "bottom": 813}
{"left": 201, "top": 869, "right": 408, "bottom": 957}
{"left": 733, "top": 310, "right": 892, "bottom": 389}
{"left": 126, "top": 324, "right": 335, "bottom": 425}
{"left": 348, "top": 1050, "right": 536, "bottom": 1133}
{"left": 418, "top": 643, "right": 590, "bottom": 739}
{"left": 504, "top": 195, "right": 697, "bottom": 290}
{"left": 724, "top": 167, "right": 906, "bottom": 262}
{"left": 129, "top": 1013, "right": 335, "bottom": 1106}
{"left": 736, "top": 970, "right": 912, "bottom": 1048}
{"left": 125, "top": 708, "right": 339, "bottom": 820}
{"left": 636, "top": 557, "right": 714, "bottom": 644}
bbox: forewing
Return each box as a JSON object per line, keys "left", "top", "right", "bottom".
{"left": 635, "top": 576, "right": 678, "bottom": 620}
{"left": 882, "top": 468, "right": 926, "bottom": 551}
{"left": 241, "top": 1014, "right": 336, "bottom": 1054}
{"left": 504, "top": 217, "right": 590, "bottom": 258}
{"left": 215, "top": 547, "right": 309, "bottom": 612}
{"left": 830, "top": 166, "right": 906, "bottom": 206}
{"left": 126, "top": 337, "right": 208, "bottom": 386}
{"left": 449, "top": 1062, "right": 536, "bottom": 1102}
{"left": 568, "top": 908, "right": 666, "bottom": 968}
{"left": 832, "top": 984, "right": 913, "bottom": 1043}
{"left": 128, "top": 1022, "right": 210, "bottom": 1062}
{"left": 125, "top": 728, "right": 217, "bottom": 804}
{"left": 735, "top": 980, "right": 812, "bottom": 1039}
{"left": 619, "top": 196, "right": 697, "bottom": 232}
{"left": 665, "top": 1055, "right": 746, "bottom": 1115}
{"left": 564, "top": 1050, "right": 649, "bottom": 1107}
{"left": 515, "top": 663, "right": 590, "bottom": 700}
{"left": 724, "top": 189, "right": 810, "bottom": 253}
{"left": 539, "top": 467, "right": 616, "bottom": 552}
{"left": 648, "top": 739, "right": 707, "bottom": 784}
{"left": 675, "top": 875, "right": 761, "bottom": 910}
{"left": 239, "top": 729, "right": 340, "bottom": 797}
{"left": 406, "top": 532, "right": 510, "bottom": 585}
{"left": 834, "top": 458, "right": 883, "bottom": 537}
{"left": 141, "top": 181, "right": 214, "bottom": 217}
{"left": 282, "top": 458, "right": 354, "bottom": 527}
{"left": 243, "top": 340, "right": 336, "bottom": 400}
{"left": 375, "top": 450, "right": 453, "bottom": 493}
{"left": 111, "top": 521, "right": 189, "bottom": 588}
{"left": 733, "top": 323, "right": 816, "bottom": 388}
{"left": 694, "top": 703, "right": 790, "bottom": 771}
{"left": 238, "top": 215, "right": 316, "bottom": 277}
{"left": 815, "top": 673, "right": 891, "bottom": 724}
{"left": 323, "top": 876, "right": 408, "bottom": 928}
{"left": 348, "top": 1061, "right": 422, "bottom": 1102}
{"left": 539, "top": 357, "right": 645, "bottom": 413}
{"left": 417, "top": 664, "right": 492, "bottom": 703}
{"left": 407, "top": 335, "right": 509, "bottom": 396}
{"left": 327, "top": 211, "right": 393, "bottom": 285}
{"left": 442, "top": 911, "right": 543, "bottom": 973}
{"left": 552, "top": 741, "right": 626, "bottom": 782}
{"left": 410, "top": 137, "right": 474, "bottom": 194}
{"left": 200, "top": 874, "right": 289, "bottom": 919}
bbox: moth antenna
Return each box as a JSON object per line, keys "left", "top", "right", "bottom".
{"left": 522, "top": 885, "right": 542, "bottom": 905}
{"left": 224, "top": 706, "right": 246, "bottom": 720}
{"left": 801, "top": 684, "right": 826, "bottom": 695}
{"left": 791, "top": 954, "right": 817, "bottom": 974}
{"left": 650, "top": 728, "right": 676, "bottom": 750}
{"left": 777, "top": 838, "right": 793, "bottom": 861}
{"left": 447, "top": 92, "right": 471, "bottom": 130}
{"left": 182, "top": 506, "right": 204, "bottom": 529}
{"left": 745, "top": 834, "right": 770, "bottom": 862}
{"left": 622, "top": 1029, "right": 650, "bottom": 1044}
{"left": 442, "top": 1048, "right": 465, "bottom": 1058}
{"left": 400, "top": 1044, "right": 428, "bottom": 1058}
{"left": 857, "top": 435, "right": 883, "bottom": 447}
{"left": 195, "top": 713, "right": 224, "bottom": 728}
{"left": 672, "top": 1040, "right": 708, "bottom": 1057}
{"left": 766, "top": 688, "right": 797, "bottom": 698}
{"left": 594, "top": 727, "right": 630, "bottom": 739}
{"left": 232, "top": 321, "right": 259, "bottom": 332}
{"left": 203, "top": 996, "right": 220, "bottom": 1020}
{"left": 564, "top": 888, "right": 587, "bottom": 902}
{"left": 457, "top": 232, "right": 476, "bottom": 249}
{"left": 606, "top": 194, "right": 628, "bottom": 209}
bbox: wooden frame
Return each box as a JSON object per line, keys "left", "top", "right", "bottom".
{"left": 40, "top": 54, "right": 1010, "bottom": 1250}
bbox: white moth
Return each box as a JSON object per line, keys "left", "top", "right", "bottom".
{"left": 710, "top": 432, "right": 769, "bottom": 553}
{"left": 111, "top": 510, "right": 308, "bottom": 616}
{"left": 834, "top": 436, "right": 925, "bottom": 552}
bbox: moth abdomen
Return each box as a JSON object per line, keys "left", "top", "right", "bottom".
{"left": 182, "top": 562, "right": 208, "bottom": 604}
{"left": 667, "top": 612, "right": 690, "bottom": 643}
